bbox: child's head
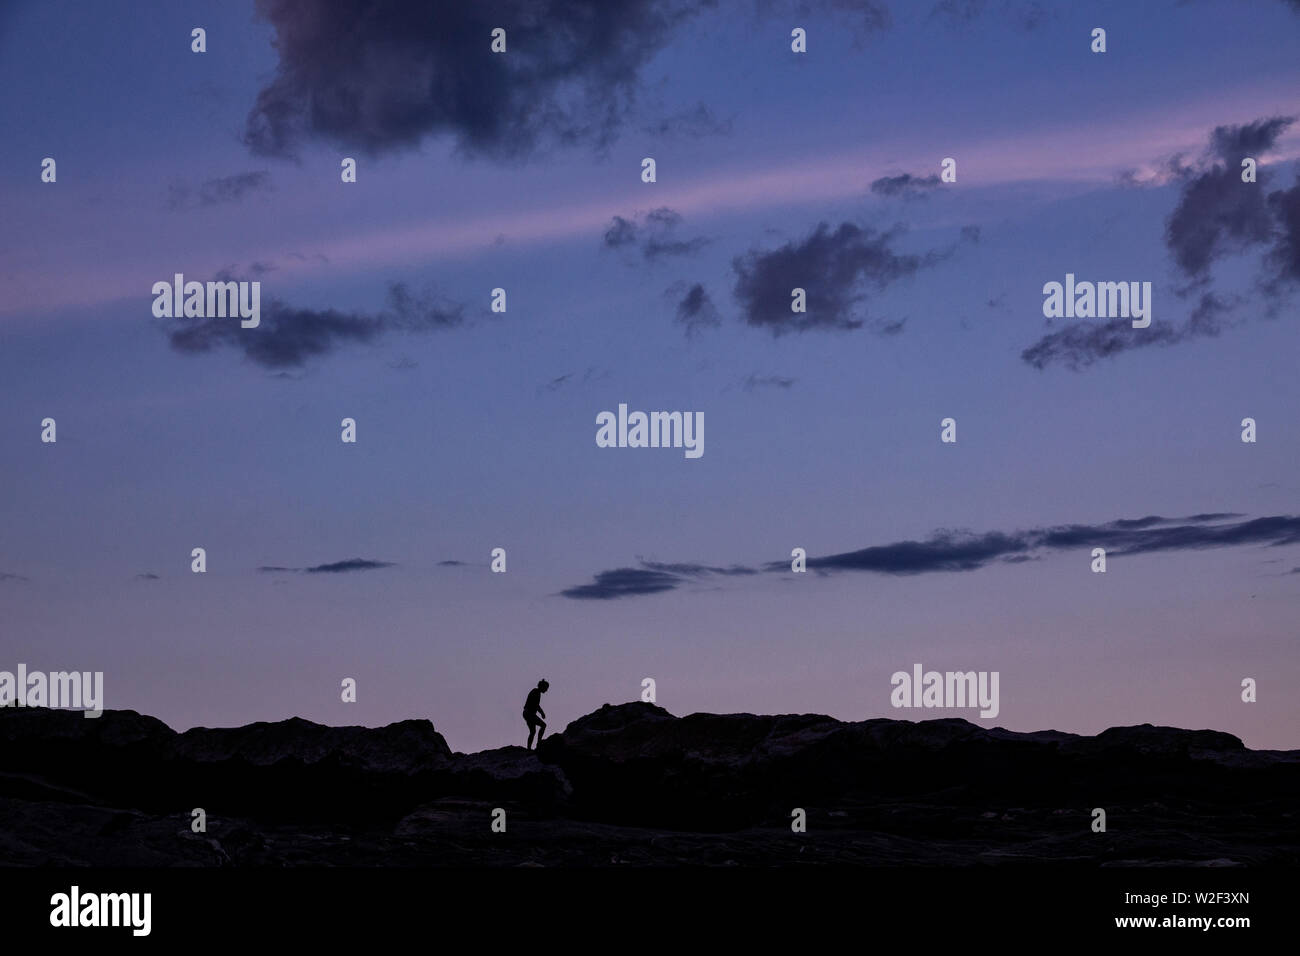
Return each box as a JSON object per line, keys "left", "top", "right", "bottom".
{"left": 538, "top": 679, "right": 550, "bottom": 693}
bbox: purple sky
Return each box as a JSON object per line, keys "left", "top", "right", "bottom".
{"left": 2, "top": 0, "right": 1299, "bottom": 752}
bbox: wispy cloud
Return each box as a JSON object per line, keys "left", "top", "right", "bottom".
{"left": 1023, "top": 116, "right": 1297, "bottom": 370}
{"left": 1021, "top": 292, "right": 1240, "bottom": 371}
{"left": 560, "top": 513, "right": 1295, "bottom": 599}
{"left": 668, "top": 281, "right": 721, "bottom": 337}
{"left": 244, "top": 0, "right": 707, "bottom": 160}
{"left": 167, "top": 171, "right": 273, "bottom": 210}
{"left": 560, "top": 559, "right": 756, "bottom": 600}
{"left": 1165, "top": 116, "right": 1293, "bottom": 282}
{"left": 537, "top": 366, "right": 612, "bottom": 394}
{"left": 169, "top": 282, "right": 466, "bottom": 369}
{"left": 12, "top": 92, "right": 1299, "bottom": 320}
{"left": 732, "top": 222, "right": 942, "bottom": 334}
{"left": 258, "top": 558, "right": 396, "bottom": 574}
{"left": 642, "top": 102, "right": 733, "bottom": 139}
{"left": 741, "top": 373, "right": 795, "bottom": 391}
{"left": 603, "top": 207, "right": 710, "bottom": 261}
{"left": 869, "top": 172, "right": 941, "bottom": 199}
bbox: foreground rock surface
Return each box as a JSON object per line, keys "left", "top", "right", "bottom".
{"left": 1, "top": 702, "right": 1295, "bottom": 866}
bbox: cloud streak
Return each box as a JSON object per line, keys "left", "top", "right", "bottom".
{"left": 775, "top": 513, "right": 1293, "bottom": 576}
{"left": 561, "top": 513, "right": 1298, "bottom": 599}
{"left": 560, "top": 559, "right": 757, "bottom": 599}
{"left": 258, "top": 558, "right": 396, "bottom": 574}
{"left": 168, "top": 282, "right": 466, "bottom": 368}
{"left": 167, "top": 171, "right": 272, "bottom": 210}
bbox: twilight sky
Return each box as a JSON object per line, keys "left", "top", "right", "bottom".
{"left": 2, "top": 0, "right": 1299, "bottom": 752}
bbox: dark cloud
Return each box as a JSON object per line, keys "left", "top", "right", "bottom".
{"left": 169, "top": 282, "right": 466, "bottom": 369}
{"left": 795, "top": 530, "right": 1031, "bottom": 574}
{"left": 306, "top": 559, "right": 395, "bottom": 574}
{"left": 562, "top": 513, "right": 1292, "bottom": 599}
{"left": 742, "top": 373, "right": 796, "bottom": 391}
{"left": 258, "top": 558, "right": 396, "bottom": 574}
{"left": 603, "top": 207, "right": 710, "bottom": 260}
{"left": 1021, "top": 318, "right": 1184, "bottom": 371}
{"left": 437, "top": 560, "right": 468, "bottom": 567}
{"left": 732, "top": 222, "right": 939, "bottom": 334}
{"left": 1034, "top": 515, "right": 1300, "bottom": 556}
{"left": 1265, "top": 173, "right": 1300, "bottom": 291}
{"left": 1020, "top": 293, "right": 1240, "bottom": 371}
{"left": 639, "top": 560, "right": 758, "bottom": 577}
{"left": 672, "top": 282, "right": 721, "bottom": 337}
{"left": 1164, "top": 117, "right": 1293, "bottom": 281}
{"left": 135, "top": 573, "right": 161, "bottom": 581}
{"left": 603, "top": 216, "right": 638, "bottom": 249}
{"left": 1061, "top": 117, "right": 1296, "bottom": 370}
{"left": 243, "top": 0, "right": 705, "bottom": 160}
{"left": 1166, "top": 166, "right": 1274, "bottom": 280}
{"left": 167, "top": 171, "right": 272, "bottom": 210}
{"left": 960, "top": 225, "right": 981, "bottom": 244}
{"left": 870, "top": 172, "right": 941, "bottom": 199}
{"left": 0, "top": 572, "right": 30, "bottom": 583}
{"left": 561, "top": 559, "right": 757, "bottom": 599}
{"left": 1210, "top": 117, "right": 1295, "bottom": 163}
{"left": 560, "top": 567, "right": 682, "bottom": 600}
{"left": 769, "top": 513, "right": 1300, "bottom": 576}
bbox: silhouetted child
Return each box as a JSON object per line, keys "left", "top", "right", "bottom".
{"left": 523, "top": 679, "right": 549, "bottom": 750}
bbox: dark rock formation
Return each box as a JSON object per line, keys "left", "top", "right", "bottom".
{"left": 1, "top": 702, "right": 1296, "bottom": 866}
